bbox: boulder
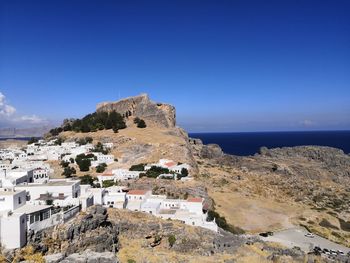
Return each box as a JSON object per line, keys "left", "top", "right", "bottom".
{"left": 200, "top": 144, "right": 224, "bottom": 159}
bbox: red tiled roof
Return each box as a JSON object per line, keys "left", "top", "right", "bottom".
{"left": 128, "top": 189, "right": 149, "bottom": 195}
{"left": 102, "top": 171, "right": 113, "bottom": 176}
{"left": 187, "top": 197, "right": 203, "bottom": 203}
{"left": 164, "top": 161, "right": 176, "bottom": 167}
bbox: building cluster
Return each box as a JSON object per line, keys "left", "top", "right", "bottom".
{"left": 81, "top": 186, "right": 218, "bottom": 233}
{"left": 97, "top": 159, "right": 192, "bottom": 184}
{"left": 0, "top": 142, "right": 217, "bottom": 250}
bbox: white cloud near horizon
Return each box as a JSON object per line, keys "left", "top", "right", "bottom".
{"left": 299, "top": 119, "right": 315, "bottom": 127}
{"left": 0, "top": 92, "right": 16, "bottom": 116}
{"left": 16, "top": 114, "right": 47, "bottom": 124}
{"left": 0, "top": 91, "right": 49, "bottom": 128}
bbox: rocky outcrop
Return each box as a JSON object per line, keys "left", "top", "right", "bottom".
{"left": 27, "top": 206, "right": 119, "bottom": 257}
{"left": 189, "top": 138, "right": 224, "bottom": 159}
{"left": 108, "top": 209, "right": 247, "bottom": 256}
{"left": 259, "top": 146, "right": 350, "bottom": 169}
{"left": 97, "top": 94, "right": 176, "bottom": 128}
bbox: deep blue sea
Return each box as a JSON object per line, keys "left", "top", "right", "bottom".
{"left": 189, "top": 131, "right": 350, "bottom": 156}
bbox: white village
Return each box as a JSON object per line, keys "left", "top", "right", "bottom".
{"left": 0, "top": 139, "right": 218, "bottom": 250}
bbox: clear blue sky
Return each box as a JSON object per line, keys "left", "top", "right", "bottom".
{"left": 0, "top": 0, "right": 349, "bottom": 132}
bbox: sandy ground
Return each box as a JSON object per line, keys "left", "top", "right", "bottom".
{"left": 209, "top": 190, "right": 300, "bottom": 233}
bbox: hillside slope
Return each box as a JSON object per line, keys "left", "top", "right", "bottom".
{"left": 192, "top": 140, "right": 350, "bottom": 247}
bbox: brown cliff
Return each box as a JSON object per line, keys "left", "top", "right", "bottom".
{"left": 96, "top": 93, "right": 176, "bottom": 128}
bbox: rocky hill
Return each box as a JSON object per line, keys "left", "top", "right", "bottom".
{"left": 97, "top": 94, "right": 176, "bottom": 128}
{"left": 191, "top": 139, "right": 350, "bottom": 247}
{"left": 56, "top": 94, "right": 197, "bottom": 172}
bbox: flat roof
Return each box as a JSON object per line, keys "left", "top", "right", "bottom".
{"left": 17, "top": 180, "right": 77, "bottom": 187}
{"left": 0, "top": 189, "right": 25, "bottom": 196}
{"left": 14, "top": 204, "right": 52, "bottom": 214}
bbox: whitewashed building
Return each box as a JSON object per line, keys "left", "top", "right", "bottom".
{"left": 97, "top": 169, "right": 141, "bottom": 184}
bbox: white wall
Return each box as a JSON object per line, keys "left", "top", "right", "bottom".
{"left": 0, "top": 213, "right": 27, "bottom": 249}
{"left": 0, "top": 190, "right": 26, "bottom": 212}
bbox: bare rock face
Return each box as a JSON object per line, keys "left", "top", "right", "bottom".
{"left": 96, "top": 93, "right": 176, "bottom": 128}
{"left": 189, "top": 138, "right": 224, "bottom": 159}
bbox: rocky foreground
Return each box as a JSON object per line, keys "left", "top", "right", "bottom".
{"left": 2, "top": 205, "right": 319, "bottom": 263}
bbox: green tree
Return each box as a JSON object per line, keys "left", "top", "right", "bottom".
{"left": 80, "top": 174, "right": 95, "bottom": 185}
{"left": 146, "top": 166, "right": 169, "bottom": 178}
{"left": 206, "top": 210, "right": 245, "bottom": 234}
{"left": 62, "top": 167, "right": 76, "bottom": 177}
{"left": 105, "top": 117, "right": 113, "bottom": 129}
{"left": 181, "top": 168, "right": 188, "bottom": 176}
{"left": 78, "top": 159, "right": 91, "bottom": 171}
{"left": 93, "top": 142, "right": 109, "bottom": 154}
{"left": 60, "top": 161, "right": 70, "bottom": 168}
{"left": 137, "top": 119, "right": 146, "bottom": 128}
{"left": 168, "top": 234, "right": 176, "bottom": 247}
{"left": 129, "top": 163, "right": 145, "bottom": 171}
{"left": 102, "top": 180, "right": 116, "bottom": 188}
{"left": 96, "top": 163, "right": 107, "bottom": 173}
{"left": 63, "top": 123, "right": 72, "bottom": 131}
{"left": 75, "top": 154, "right": 92, "bottom": 172}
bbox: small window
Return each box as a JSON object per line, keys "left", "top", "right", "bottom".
{"left": 18, "top": 197, "right": 22, "bottom": 204}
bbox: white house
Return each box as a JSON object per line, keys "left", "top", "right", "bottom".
{"left": 97, "top": 169, "right": 141, "bottom": 184}
{"left": 0, "top": 187, "right": 58, "bottom": 249}
{"left": 80, "top": 185, "right": 105, "bottom": 205}
{"left": 91, "top": 153, "right": 114, "bottom": 167}
{"left": 0, "top": 188, "right": 27, "bottom": 212}
{"left": 28, "top": 168, "right": 49, "bottom": 184}
{"left": 103, "top": 186, "right": 127, "bottom": 209}
{"left": 126, "top": 190, "right": 151, "bottom": 211}
{"left": 0, "top": 211, "right": 27, "bottom": 249}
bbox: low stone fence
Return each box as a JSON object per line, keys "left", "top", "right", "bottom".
{"left": 63, "top": 205, "right": 80, "bottom": 222}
